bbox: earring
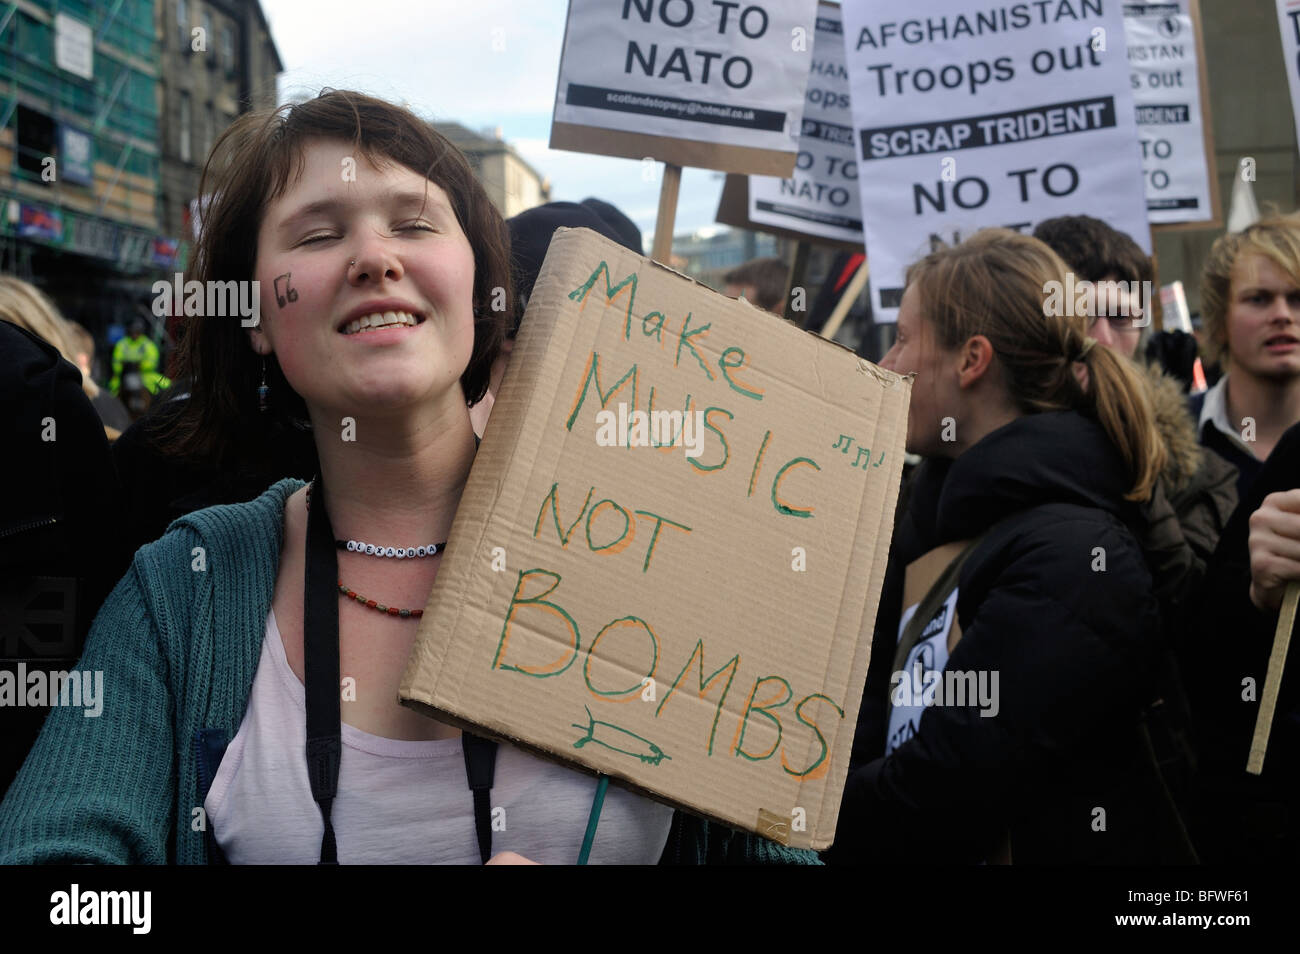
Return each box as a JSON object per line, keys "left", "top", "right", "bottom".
{"left": 257, "top": 356, "right": 269, "bottom": 412}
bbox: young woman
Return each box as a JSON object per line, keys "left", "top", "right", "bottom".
{"left": 0, "top": 91, "right": 812, "bottom": 865}
{"left": 826, "top": 229, "right": 1181, "bottom": 864}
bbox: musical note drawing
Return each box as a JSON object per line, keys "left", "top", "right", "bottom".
{"left": 273, "top": 273, "right": 298, "bottom": 308}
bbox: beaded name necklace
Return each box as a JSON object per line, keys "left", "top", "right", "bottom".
{"left": 305, "top": 481, "right": 443, "bottom": 619}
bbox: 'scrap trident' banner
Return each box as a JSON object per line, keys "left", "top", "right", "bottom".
{"left": 400, "top": 228, "right": 909, "bottom": 849}
{"left": 551, "top": 0, "right": 820, "bottom": 175}
{"left": 841, "top": 0, "right": 1151, "bottom": 322}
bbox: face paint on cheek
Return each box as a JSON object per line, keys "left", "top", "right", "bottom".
{"left": 273, "top": 272, "right": 298, "bottom": 308}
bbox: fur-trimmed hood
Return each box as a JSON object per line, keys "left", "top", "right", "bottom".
{"left": 1141, "top": 363, "right": 1205, "bottom": 498}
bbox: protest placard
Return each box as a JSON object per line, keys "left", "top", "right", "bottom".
{"left": 550, "top": 0, "right": 820, "bottom": 177}
{"left": 400, "top": 227, "right": 909, "bottom": 848}
{"left": 1124, "top": 0, "right": 1220, "bottom": 227}
{"left": 841, "top": 0, "right": 1151, "bottom": 322}
{"left": 1277, "top": 0, "right": 1300, "bottom": 156}
{"left": 747, "top": 3, "right": 864, "bottom": 244}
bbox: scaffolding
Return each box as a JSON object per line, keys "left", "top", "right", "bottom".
{"left": 0, "top": 0, "right": 165, "bottom": 273}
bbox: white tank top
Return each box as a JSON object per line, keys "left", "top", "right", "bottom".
{"left": 204, "top": 610, "right": 675, "bottom": 864}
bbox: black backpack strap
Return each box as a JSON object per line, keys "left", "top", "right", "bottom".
{"left": 462, "top": 732, "right": 498, "bottom": 864}
{"left": 304, "top": 473, "right": 342, "bottom": 865}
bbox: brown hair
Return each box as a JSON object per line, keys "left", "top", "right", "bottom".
{"left": 1032, "top": 215, "right": 1153, "bottom": 286}
{"left": 159, "top": 89, "right": 511, "bottom": 466}
{"left": 906, "top": 229, "right": 1166, "bottom": 502}
{"left": 0, "top": 276, "right": 99, "bottom": 400}
{"left": 723, "top": 256, "right": 787, "bottom": 312}
{"left": 1200, "top": 211, "right": 1300, "bottom": 367}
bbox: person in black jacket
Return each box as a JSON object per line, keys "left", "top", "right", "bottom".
{"left": 827, "top": 229, "right": 1175, "bottom": 864}
{"left": 1183, "top": 420, "right": 1300, "bottom": 861}
{"left": 0, "top": 322, "right": 127, "bottom": 795}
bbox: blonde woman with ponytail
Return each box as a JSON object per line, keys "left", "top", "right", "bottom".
{"left": 826, "top": 229, "right": 1187, "bottom": 864}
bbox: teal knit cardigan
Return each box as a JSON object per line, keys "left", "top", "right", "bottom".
{"left": 0, "top": 478, "right": 817, "bottom": 865}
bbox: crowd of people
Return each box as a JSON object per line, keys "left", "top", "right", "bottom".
{"left": 1, "top": 89, "right": 1298, "bottom": 864}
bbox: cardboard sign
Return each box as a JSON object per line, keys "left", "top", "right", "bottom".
{"left": 747, "top": 3, "right": 865, "bottom": 244}
{"left": 550, "top": 0, "right": 820, "bottom": 176}
{"left": 400, "top": 227, "right": 909, "bottom": 849}
{"left": 1277, "top": 0, "right": 1300, "bottom": 156}
{"left": 1124, "top": 1, "right": 1220, "bottom": 226}
{"left": 841, "top": 0, "right": 1151, "bottom": 322}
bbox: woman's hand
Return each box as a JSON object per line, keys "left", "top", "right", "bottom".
{"left": 486, "top": 851, "right": 539, "bottom": 865}
{"left": 1249, "top": 489, "right": 1300, "bottom": 612}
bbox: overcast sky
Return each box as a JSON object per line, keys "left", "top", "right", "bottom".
{"left": 260, "top": 0, "right": 729, "bottom": 249}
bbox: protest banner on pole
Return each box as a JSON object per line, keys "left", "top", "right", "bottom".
{"left": 1124, "top": 0, "right": 1221, "bottom": 228}
{"left": 400, "top": 227, "right": 910, "bottom": 848}
{"left": 550, "top": 0, "right": 819, "bottom": 177}
{"left": 748, "top": 3, "right": 864, "bottom": 245}
{"left": 1277, "top": 0, "right": 1300, "bottom": 155}
{"left": 841, "top": 0, "right": 1152, "bottom": 323}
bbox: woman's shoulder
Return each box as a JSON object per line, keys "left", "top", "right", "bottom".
{"left": 149, "top": 478, "right": 303, "bottom": 550}
{"left": 125, "top": 477, "right": 304, "bottom": 592}
{"left": 962, "top": 501, "right": 1155, "bottom": 616}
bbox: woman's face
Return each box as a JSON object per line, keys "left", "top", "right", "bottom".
{"left": 879, "top": 284, "right": 962, "bottom": 457}
{"left": 251, "top": 138, "right": 477, "bottom": 419}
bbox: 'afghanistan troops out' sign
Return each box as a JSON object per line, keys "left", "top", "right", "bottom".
{"left": 1123, "top": 1, "right": 1216, "bottom": 225}
{"left": 841, "top": 0, "right": 1151, "bottom": 322}
{"left": 1277, "top": 0, "right": 1300, "bottom": 157}
{"left": 747, "top": 3, "right": 864, "bottom": 244}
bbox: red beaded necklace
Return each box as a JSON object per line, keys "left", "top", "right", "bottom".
{"left": 305, "top": 481, "right": 436, "bottom": 619}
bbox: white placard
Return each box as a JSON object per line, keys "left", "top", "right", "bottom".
{"left": 1124, "top": 2, "right": 1213, "bottom": 223}
{"left": 55, "top": 13, "right": 93, "bottom": 81}
{"left": 748, "top": 5, "right": 863, "bottom": 243}
{"left": 841, "top": 0, "right": 1151, "bottom": 322}
{"left": 552, "top": 0, "right": 818, "bottom": 154}
{"left": 1278, "top": 0, "right": 1300, "bottom": 155}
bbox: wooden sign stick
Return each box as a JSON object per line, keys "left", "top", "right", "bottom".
{"left": 1247, "top": 581, "right": 1300, "bottom": 775}
{"left": 650, "top": 163, "right": 683, "bottom": 264}
{"left": 820, "top": 258, "right": 870, "bottom": 342}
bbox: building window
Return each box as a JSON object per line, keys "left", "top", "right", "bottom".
{"left": 221, "top": 24, "right": 235, "bottom": 71}
{"left": 16, "top": 105, "right": 56, "bottom": 186}
{"left": 177, "top": 0, "right": 189, "bottom": 49}
{"left": 179, "top": 91, "right": 192, "bottom": 163}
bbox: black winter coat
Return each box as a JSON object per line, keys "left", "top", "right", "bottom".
{"left": 0, "top": 323, "right": 128, "bottom": 794}
{"left": 1183, "top": 420, "right": 1300, "bottom": 862}
{"left": 827, "top": 411, "right": 1168, "bottom": 864}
